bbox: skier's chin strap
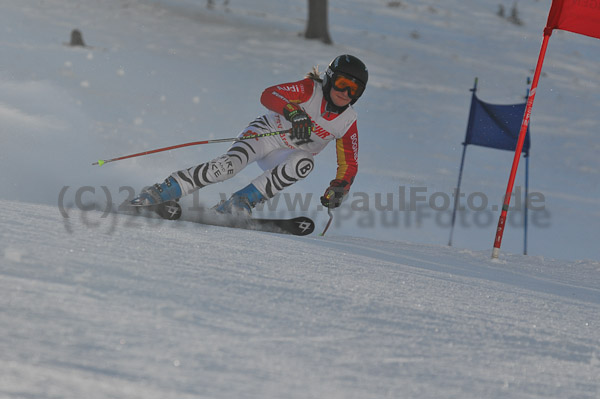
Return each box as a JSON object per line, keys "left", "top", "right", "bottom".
{"left": 325, "top": 102, "right": 348, "bottom": 114}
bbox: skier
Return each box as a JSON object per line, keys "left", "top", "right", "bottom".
{"left": 131, "top": 54, "right": 368, "bottom": 215}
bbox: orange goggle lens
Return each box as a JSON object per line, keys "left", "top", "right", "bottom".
{"left": 332, "top": 74, "right": 364, "bottom": 99}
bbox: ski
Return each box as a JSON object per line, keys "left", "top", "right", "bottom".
{"left": 129, "top": 200, "right": 315, "bottom": 236}
{"left": 152, "top": 200, "right": 183, "bottom": 220}
{"left": 243, "top": 216, "right": 315, "bottom": 236}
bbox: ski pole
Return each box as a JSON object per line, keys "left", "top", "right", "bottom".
{"left": 319, "top": 207, "right": 334, "bottom": 236}
{"left": 92, "top": 129, "right": 291, "bottom": 166}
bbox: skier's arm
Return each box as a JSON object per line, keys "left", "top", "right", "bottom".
{"left": 260, "top": 78, "right": 315, "bottom": 115}
{"left": 334, "top": 121, "right": 359, "bottom": 186}
{"left": 321, "top": 122, "right": 359, "bottom": 208}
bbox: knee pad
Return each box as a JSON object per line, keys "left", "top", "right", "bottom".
{"left": 205, "top": 154, "right": 237, "bottom": 183}
{"left": 288, "top": 151, "right": 314, "bottom": 180}
{"left": 253, "top": 151, "right": 314, "bottom": 198}
{"left": 173, "top": 154, "right": 238, "bottom": 195}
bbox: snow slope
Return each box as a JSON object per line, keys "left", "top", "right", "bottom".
{"left": 2, "top": 200, "right": 600, "bottom": 398}
{"left": 1, "top": 0, "right": 600, "bottom": 397}
{"left": 0, "top": 0, "right": 599, "bottom": 260}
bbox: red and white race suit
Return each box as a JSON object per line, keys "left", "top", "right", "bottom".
{"left": 171, "top": 78, "right": 359, "bottom": 199}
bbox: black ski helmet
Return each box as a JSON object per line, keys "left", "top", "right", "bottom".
{"left": 323, "top": 54, "right": 368, "bottom": 106}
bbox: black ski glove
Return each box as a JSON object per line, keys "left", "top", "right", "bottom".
{"left": 283, "top": 103, "right": 313, "bottom": 141}
{"left": 320, "top": 179, "right": 350, "bottom": 209}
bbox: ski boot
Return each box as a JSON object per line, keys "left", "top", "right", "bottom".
{"left": 131, "top": 176, "right": 182, "bottom": 206}
{"left": 214, "top": 183, "right": 265, "bottom": 216}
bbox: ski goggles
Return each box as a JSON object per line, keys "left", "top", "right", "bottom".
{"left": 332, "top": 73, "right": 365, "bottom": 99}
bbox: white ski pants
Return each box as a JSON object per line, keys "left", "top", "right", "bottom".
{"left": 171, "top": 121, "right": 315, "bottom": 198}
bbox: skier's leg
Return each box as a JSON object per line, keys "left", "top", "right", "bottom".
{"left": 171, "top": 139, "right": 264, "bottom": 196}
{"left": 170, "top": 114, "right": 288, "bottom": 197}
{"left": 252, "top": 149, "right": 315, "bottom": 199}
{"left": 215, "top": 149, "right": 314, "bottom": 215}
{"left": 132, "top": 126, "right": 275, "bottom": 206}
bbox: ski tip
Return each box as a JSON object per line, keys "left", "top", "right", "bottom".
{"left": 291, "top": 216, "right": 315, "bottom": 236}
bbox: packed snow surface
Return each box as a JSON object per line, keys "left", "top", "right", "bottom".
{"left": 2, "top": 200, "right": 599, "bottom": 398}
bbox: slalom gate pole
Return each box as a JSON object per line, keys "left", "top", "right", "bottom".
{"left": 450, "top": 78, "right": 478, "bottom": 246}
{"left": 92, "top": 129, "right": 291, "bottom": 166}
{"left": 524, "top": 154, "right": 530, "bottom": 255}
{"left": 492, "top": 33, "right": 550, "bottom": 259}
{"left": 448, "top": 143, "right": 467, "bottom": 247}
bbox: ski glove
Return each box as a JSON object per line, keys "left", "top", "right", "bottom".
{"left": 320, "top": 179, "right": 350, "bottom": 209}
{"left": 283, "top": 103, "right": 313, "bottom": 141}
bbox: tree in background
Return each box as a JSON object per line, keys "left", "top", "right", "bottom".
{"left": 206, "top": 0, "right": 229, "bottom": 9}
{"left": 304, "top": 0, "right": 332, "bottom": 44}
